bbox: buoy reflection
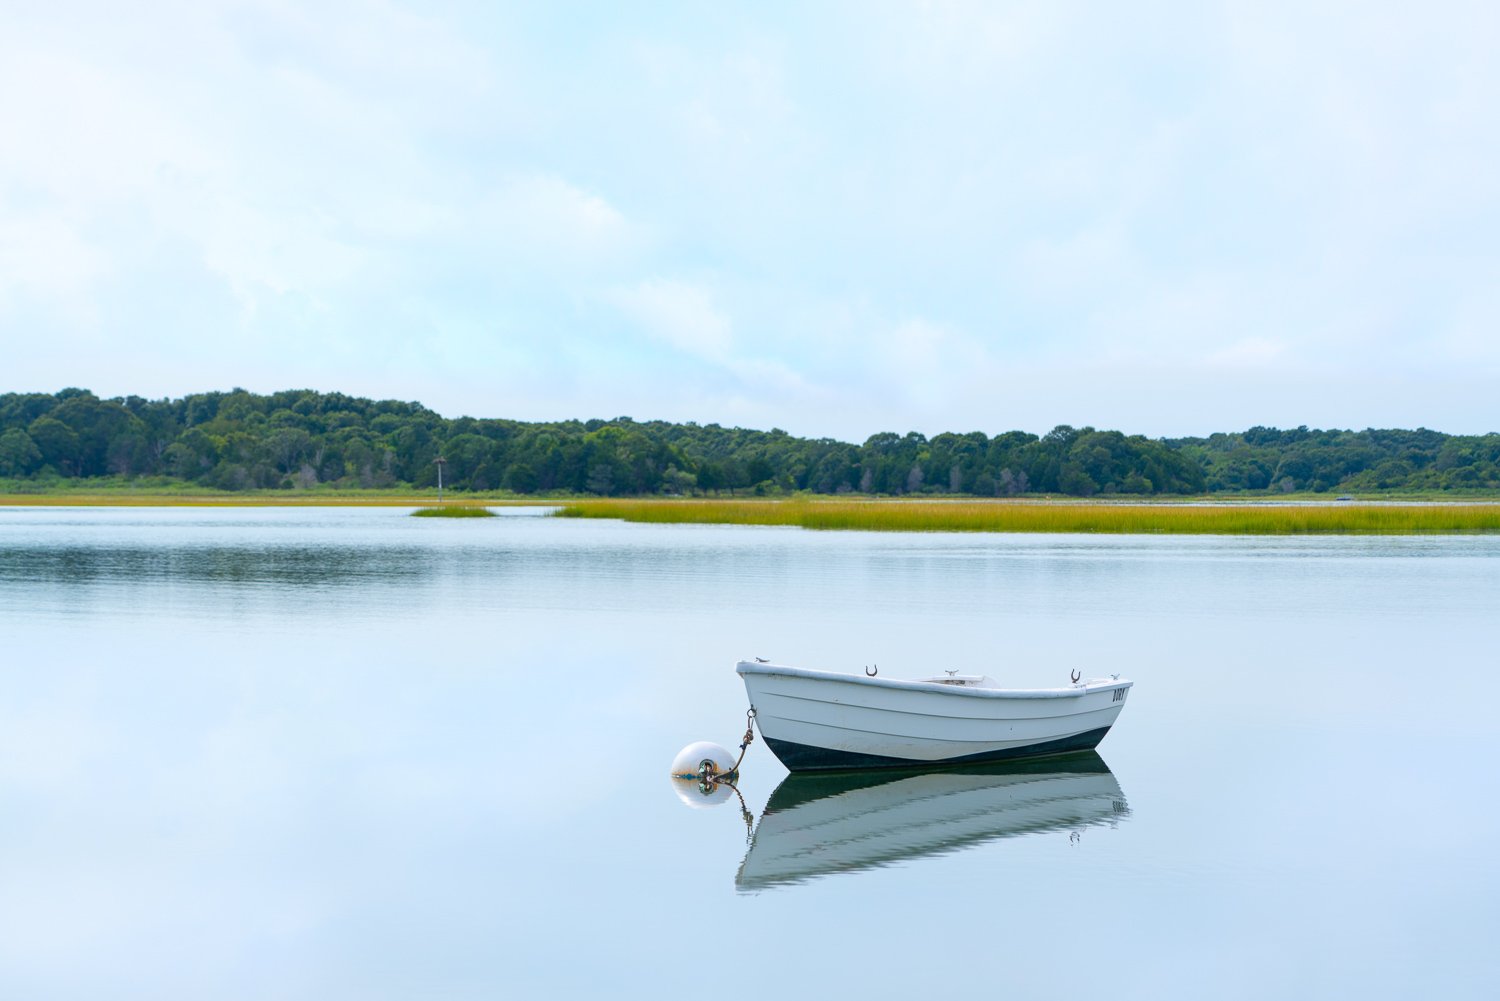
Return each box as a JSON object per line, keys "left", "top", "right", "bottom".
{"left": 668, "top": 774, "right": 738, "bottom": 809}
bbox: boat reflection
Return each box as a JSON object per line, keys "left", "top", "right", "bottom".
{"left": 736, "top": 752, "right": 1130, "bottom": 891}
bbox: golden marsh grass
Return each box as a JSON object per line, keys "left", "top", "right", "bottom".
{"left": 0, "top": 493, "right": 531, "bottom": 507}
{"left": 410, "top": 506, "right": 496, "bottom": 518}
{"left": 554, "top": 498, "right": 1500, "bottom": 534}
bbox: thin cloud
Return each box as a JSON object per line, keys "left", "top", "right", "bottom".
{"left": 609, "top": 278, "right": 734, "bottom": 360}
{"left": 1205, "top": 337, "right": 1288, "bottom": 369}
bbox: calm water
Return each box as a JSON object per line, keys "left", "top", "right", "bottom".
{"left": 1, "top": 507, "right": 1497, "bottom": 999}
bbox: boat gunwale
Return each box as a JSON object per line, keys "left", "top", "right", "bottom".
{"left": 737, "top": 661, "right": 1132, "bottom": 700}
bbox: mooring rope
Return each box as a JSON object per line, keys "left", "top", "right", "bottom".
{"left": 693, "top": 705, "right": 757, "bottom": 784}
{"left": 725, "top": 705, "right": 757, "bottom": 776}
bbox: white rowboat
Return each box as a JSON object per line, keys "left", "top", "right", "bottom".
{"left": 737, "top": 660, "right": 1131, "bottom": 771}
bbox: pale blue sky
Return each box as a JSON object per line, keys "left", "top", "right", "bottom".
{"left": 3, "top": 2, "right": 1497, "bottom": 439}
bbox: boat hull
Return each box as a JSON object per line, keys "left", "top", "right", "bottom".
{"left": 738, "top": 661, "right": 1131, "bottom": 772}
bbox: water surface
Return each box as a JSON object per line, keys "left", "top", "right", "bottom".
{"left": 1, "top": 507, "right": 1496, "bottom": 998}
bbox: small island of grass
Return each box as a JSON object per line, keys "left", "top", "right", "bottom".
{"left": 411, "top": 506, "right": 495, "bottom": 518}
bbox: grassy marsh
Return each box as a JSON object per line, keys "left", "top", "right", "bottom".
{"left": 554, "top": 498, "right": 1500, "bottom": 534}
{"left": 0, "top": 491, "right": 536, "bottom": 507}
{"left": 410, "top": 506, "right": 496, "bottom": 518}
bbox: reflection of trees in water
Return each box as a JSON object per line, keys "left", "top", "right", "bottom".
{"left": 0, "top": 538, "right": 791, "bottom": 609}
{"left": 0, "top": 546, "right": 438, "bottom": 588}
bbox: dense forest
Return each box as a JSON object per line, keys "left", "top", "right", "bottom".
{"left": 2, "top": 388, "right": 1498, "bottom": 496}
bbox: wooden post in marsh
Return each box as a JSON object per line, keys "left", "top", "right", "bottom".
{"left": 434, "top": 455, "right": 446, "bottom": 503}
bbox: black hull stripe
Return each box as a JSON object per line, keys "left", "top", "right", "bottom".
{"left": 763, "top": 726, "right": 1114, "bottom": 772}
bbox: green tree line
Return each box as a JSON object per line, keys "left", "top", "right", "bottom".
{"left": 1, "top": 388, "right": 1496, "bottom": 495}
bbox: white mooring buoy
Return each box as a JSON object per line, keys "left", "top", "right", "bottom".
{"left": 670, "top": 740, "right": 738, "bottom": 782}
{"left": 668, "top": 709, "right": 757, "bottom": 809}
{"left": 668, "top": 740, "right": 740, "bottom": 808}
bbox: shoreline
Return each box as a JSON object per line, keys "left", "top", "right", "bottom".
{"left": 8, "top": 493, "right": 1500, "bottom": 533}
